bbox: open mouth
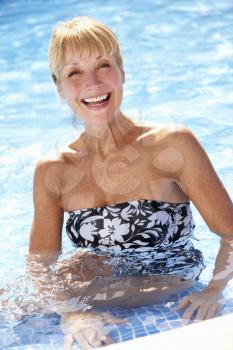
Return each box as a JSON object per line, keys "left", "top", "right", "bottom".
{"left": 81, "top": 92, "right": 111, "bottom": 107}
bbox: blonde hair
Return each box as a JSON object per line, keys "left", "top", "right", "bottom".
{"left": 49, "top": 16, "right": 124, "bottom": 83}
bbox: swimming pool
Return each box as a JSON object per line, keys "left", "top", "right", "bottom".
{"left": 0, "top": 0, "right": 233, "bottom": 348}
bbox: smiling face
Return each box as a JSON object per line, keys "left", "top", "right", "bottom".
{"left": 49, "top": 16, "right": 125, "bottom": 125}
{"left": 57, "top": 49, "right": 125, "bottom": 125}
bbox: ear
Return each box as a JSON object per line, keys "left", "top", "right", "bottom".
{"left": 52, "top": 73, "right": 57, "bottom": 84}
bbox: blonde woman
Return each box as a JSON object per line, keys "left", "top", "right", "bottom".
{"left": 29, "top": 16, "right": 233, "bottom": 349}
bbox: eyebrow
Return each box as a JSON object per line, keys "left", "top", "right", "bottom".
{"left": 64, "top": 55, "right": 103, "bottom": 67}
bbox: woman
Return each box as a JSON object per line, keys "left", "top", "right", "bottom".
{"left": 29, "top": 16, "right": 233, "bottom": 349}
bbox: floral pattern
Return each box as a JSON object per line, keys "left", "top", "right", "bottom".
{"left": 66, "top": 199, "right": 205, "bottom": 280}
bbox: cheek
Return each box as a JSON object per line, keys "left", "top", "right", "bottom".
{"left": 63, "top": 82, "right": 82, "bottom": 100}
{"left": 110, "top": 75, "right": 124, "bottom": 93}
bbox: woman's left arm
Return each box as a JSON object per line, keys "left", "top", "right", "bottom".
{"left": 173, "top": 126, "right": 233, "bottom": 323}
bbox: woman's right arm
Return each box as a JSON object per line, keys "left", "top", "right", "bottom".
{"left": 29, "top": 159, "right": 64, "bottom": 254}
{"left": 28, "top": 160, "right": 67, "bottom": 299}
{"left": 27, "top": 161, "right": 126, "bottom": 349}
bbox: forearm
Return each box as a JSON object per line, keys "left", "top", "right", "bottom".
{"left": 27, "top": 252, "right": 194, "bottom": 310}
{"left": 206, "top": 237, "right": 233, "bottom": 291}
{"left": 79, "top": 274, "right": 195, "bottom": 308}
{"left": 27, "top": 252, "right": 74, "bottom": 303}
{"left": 26, "top": 251, "right": 113, "bottom": 311}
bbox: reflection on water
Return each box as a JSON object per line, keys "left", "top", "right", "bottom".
{"left": 1, "top": 249, "right": 232, "bottom": 348}
{"left": 0, "top": 248, "right": 203, "bottom": 349}
{"left": 0, "top": 249, "right": 196, "bottom": 348}
{"left": 0, "top": 250, "right": 195, "bottom": 320}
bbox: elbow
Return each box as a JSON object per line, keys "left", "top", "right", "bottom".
{"left": 209, "top": 223, "right": 233, "bottom": 242}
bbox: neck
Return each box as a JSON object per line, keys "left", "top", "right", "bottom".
{"left": 80, "top": 113, "right": 139, "bottom": 156}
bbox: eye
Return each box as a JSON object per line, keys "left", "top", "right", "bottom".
{"left": 98, "top": 62, "right": 110, "bottom": 69}
{"left": 67, "top": 70, "right": 81, "bottom": 78}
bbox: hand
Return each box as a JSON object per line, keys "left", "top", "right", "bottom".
{"left": 175, "top": 287, "right": 224, "bottom": 325}
{"left": 61, "top": 311, "right": 127, "bottom": 350}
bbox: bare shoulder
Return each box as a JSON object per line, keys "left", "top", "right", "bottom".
{"left": 33, "top": 141, "right": 85, "bottom": 199}
{"left": 169, "top": 124, "right": 209, "bottom": 163}
{"left": 137, "top": 123, "right": 189, "bottom": 144}
{"left": 138, "top": 124, "right": 199, "bottom": 175}
{"left": 170, "top": 124, "right": 201, "bottom": 146}
{"left": 142, "top": 123, "right": 203, "bottom": 152}
{"left": 33, "top": 154, "right": 70, "bottom": 197}
{"left": 34, "top": 157, "right": 64, "bottom": 177}
{"left": 34, "top": 142, "right": 81, "bottom": 174}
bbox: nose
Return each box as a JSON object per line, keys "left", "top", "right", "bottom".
{"left": 85, "top": 71, "right": 102, "bottom": 90}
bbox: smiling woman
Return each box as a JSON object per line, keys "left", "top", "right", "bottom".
{"left": 49, "top": 17, "right": 124, "bottom": 126}
{"left": 24, "top": 15, "right": 233, "bottom": 350}
{"left": 56, "top": 52, "right": 124, "bottom": 125}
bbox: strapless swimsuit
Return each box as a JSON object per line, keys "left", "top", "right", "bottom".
{"left": 66, "top": 199, "right": 205, "bottom": 280}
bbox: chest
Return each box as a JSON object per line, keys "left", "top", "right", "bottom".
{"left": 60, "top": 146, "right": 181, "bottom": 211}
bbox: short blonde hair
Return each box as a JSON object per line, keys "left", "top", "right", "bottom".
{"left": 49, "top": 16, "right": 123, "bottom": 83}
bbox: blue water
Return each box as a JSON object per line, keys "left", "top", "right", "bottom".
{"left": 0, "top": 0, "right": 233, "bottom": 348}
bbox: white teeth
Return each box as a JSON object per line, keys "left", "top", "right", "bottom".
{"left": 83, "top": 94, "right": 108, "bottom": 103}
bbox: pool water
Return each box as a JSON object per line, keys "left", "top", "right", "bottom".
{"left": 0, "top": 0, "right": 233, "bottom": 348}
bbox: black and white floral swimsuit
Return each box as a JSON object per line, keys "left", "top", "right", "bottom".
{"left": 66, "top": 199, "right": 205, "bottom": 280}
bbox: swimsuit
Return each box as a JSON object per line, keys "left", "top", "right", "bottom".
{"left": 66, "top": 199, "right": 205, "bottom": 280}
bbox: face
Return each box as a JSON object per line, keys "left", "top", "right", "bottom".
{"left": 57, "top": 47, "right": 125, "bottom": 125}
